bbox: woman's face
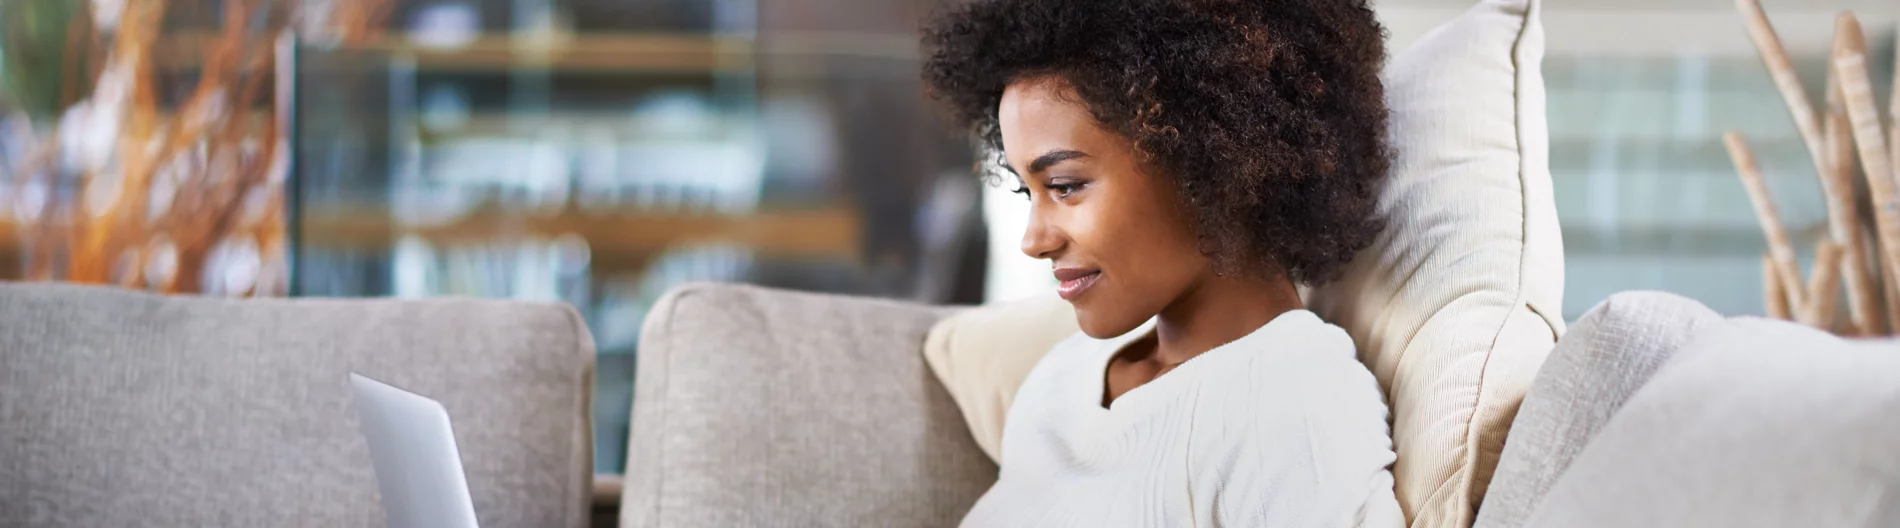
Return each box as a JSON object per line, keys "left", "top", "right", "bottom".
{"left": 998, "top": 76, "right": 1211, "bottom": 339}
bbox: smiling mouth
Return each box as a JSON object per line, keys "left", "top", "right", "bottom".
{"left": 1054, "top": 270, "right": 1102, "bottom": 301}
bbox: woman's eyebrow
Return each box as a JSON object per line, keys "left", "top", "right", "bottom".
{"left": 1028, "top": 149, "right": 1090, "bottom": 174}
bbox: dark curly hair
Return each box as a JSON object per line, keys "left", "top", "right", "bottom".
{"left": 921, "top": 0, "right": 1391, "bottom": 285}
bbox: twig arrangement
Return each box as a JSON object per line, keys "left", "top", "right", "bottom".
{"left": 8, "top": 0, "right": 390, "bottom": 295}
{"left": 1728, "top": 0, "right": 1899, "bottom": 336}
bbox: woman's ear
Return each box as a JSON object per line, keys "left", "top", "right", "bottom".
{"left": 1195, "top": 234, "right": 1220, "bottom": 259}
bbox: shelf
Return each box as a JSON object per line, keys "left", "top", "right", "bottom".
{"left": 0, "top": 206, "right": 863, "bottom": 276}
{"left": 156, "top": 31, "right": 926, "bottom": 74}
{"left": 1560, "top": 224, "right": 1829, "bottom": 257}
{"left": 158, "top": 32, "right": 757, "bottom": 74}
{"left": 297, "top": 205, "right": 861, "bottom": 270}
{"left": 593, "top": 474, "right": 622, "bottom": 506}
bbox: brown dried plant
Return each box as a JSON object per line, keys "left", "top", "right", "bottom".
{"left": 1731, "top": 0, "right": 1900, "bottom": 337}
{"left": 12, "top": 0, "right": 392, "bottom": 295}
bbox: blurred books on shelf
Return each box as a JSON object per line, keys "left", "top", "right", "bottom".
{"left": 297, "top": 205, "right": 858, "bottom": 269}
{"left": 159, "top": 32, "right": 757, "bottom": 74}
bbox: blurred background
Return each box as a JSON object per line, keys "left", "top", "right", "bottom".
{"left": 0, "top": 0, "right": 1893, "bottom": 475}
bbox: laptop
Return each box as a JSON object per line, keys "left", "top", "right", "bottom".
{"left": 349, "top": 373, "right": 481, "bottom": 528}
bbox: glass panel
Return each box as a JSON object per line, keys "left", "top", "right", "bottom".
{"left": 1538, "top": 8, "right": 1898, "bottom": 320}
{"left": 0, "top": 0, "right": 976, "bottom": 476}
{"left": 288, "top": 0, "right": 979, "bottom": 474}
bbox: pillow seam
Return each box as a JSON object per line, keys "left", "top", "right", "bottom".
{"left": 1451, "top": 0, "right": 1549, "bottom": 523}
{"left": 563, "top": 304, "right": 597, "bottom": 528}
{"left": 644, "top": 283, "right": 696, "bottom": 526}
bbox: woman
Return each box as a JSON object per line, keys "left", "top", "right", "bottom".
{"left": 922, "top": 0, "right": 1401, "bottom": 526}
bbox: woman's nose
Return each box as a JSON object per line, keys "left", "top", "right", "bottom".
{"left": 1020, "top": 206, "right": 1063, "bottom": 260}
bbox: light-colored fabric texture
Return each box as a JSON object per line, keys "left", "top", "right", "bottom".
{"left": 923, "top": 293, "right": 1077, "bottom": 462}
{"left": 1517, "top": 317, "right": 1900, "bottom": 528}
{"left": 961, "top": 311, "right": 1402, "bottom": 528}
{"left": 1473, "top": 291, "right": 1722, "bottom": 528}
{"left": 0, "top": 282, "right": 596, "bottom": 528}
{"left": 1307, "top": 1, "right": 1562, "bottom": 526}
{"left": 621, "top": 283, "right": 996, "bottom": 528}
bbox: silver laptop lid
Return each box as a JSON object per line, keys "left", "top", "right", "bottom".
{"left": 350, "top": 373, "right": 481, "bottom": 528}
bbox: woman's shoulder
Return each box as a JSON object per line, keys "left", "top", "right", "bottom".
{"left": 1227, "top": 310, "right": 1365, "bottom": 381}
{"left": 1253, "top": 313, "right": 1394, "bottom": 456}
{"left": 1211, "top": 311, "right": 1389, "bottom": 425}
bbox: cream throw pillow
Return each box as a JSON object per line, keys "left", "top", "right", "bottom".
{"left": 923, "top": 294, "right": 1076, "bottom": 463}
{"left": 924, "top": 1, "right": 1561, "bottom": 526}
{"left": 1308, "top": 0, "right": 1562, "bottom": 526}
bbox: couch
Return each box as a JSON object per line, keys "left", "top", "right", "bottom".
{"left": 0, "top": 283, "right": 597, "bottom": 527}
{"left": 622, "top": 282, "right": 1900, "bottom": 528}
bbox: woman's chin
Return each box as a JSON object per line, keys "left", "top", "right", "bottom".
{"left": 1072, "top": 305, "right": 1148, "bottom": 340}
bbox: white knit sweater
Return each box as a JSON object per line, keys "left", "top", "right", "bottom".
{"left": 960, "top": 310, "right": 1403, "bottom": 528}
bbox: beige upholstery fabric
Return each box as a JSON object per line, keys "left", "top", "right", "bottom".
{"left": 1474, "top": 291, "right": 1723, "bottom": 528}
{"left": 1517, "top": 318, "right": 1900, "bottom": 528}
{"left": 923, "top": 293, "right": 1077, "bottom": 462}
{"left": 1308, "top": 0, "right": 1561, "bottom": 525}
{"left": 622, "top": 283, "right": 996, "bottom": 528}
{"left": 0, "top": 282, "right": 596, "bottom": 528}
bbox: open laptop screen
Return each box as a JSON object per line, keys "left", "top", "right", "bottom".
{"left": 350, "top": 373, "right": 481, "bottom": 528}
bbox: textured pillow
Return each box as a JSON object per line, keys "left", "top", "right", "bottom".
{"left": 1307, "top": 0, "right": 1563, "bottom": 526}
{"left": 924, "top": 1, "right": 1561, "bottom": 526}
{"left": 923, "top": 294, "right": 1077, "bottom": 462}
{"left": 1473, "top": 291, "right": 1723, "bottom": 528}
{"left": 1513, "top": 319, "right": 1900, "bottom": 528}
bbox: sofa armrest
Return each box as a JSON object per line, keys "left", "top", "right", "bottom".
{"left": 620, "top": 283, "right": 996, "bottom": 528}
{"left": 1475, "top": 291, "right": 1721, "bottom": 528}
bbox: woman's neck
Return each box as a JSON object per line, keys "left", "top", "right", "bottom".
{"left": 1150, "top": 271, "right": 1303, "bottom": 366}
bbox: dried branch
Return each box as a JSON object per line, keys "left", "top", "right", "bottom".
{"left": 1765, "top": 253, "right": 1792, "bottom": 320}
{"left": 1830, "top": 14, "right": 1900, "bottom": 314}
{"left": 1735, "top": 0, "right": 1832, "bottom": 191}
{"left": 1803, "top": 240, "right": 1844, "bottom": 328}
{"left": 1823, "top": 69, "right": 1880, "bottom": 334}
{"left": 1726, "top": 132, "right": 1808, "bottom": 314}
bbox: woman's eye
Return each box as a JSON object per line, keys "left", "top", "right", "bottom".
{"left": 1048, "top": 183, "right": 1081, "bottom": 198}
{"left": 1010, "top": 185, "right": 1031, "bottom": 200}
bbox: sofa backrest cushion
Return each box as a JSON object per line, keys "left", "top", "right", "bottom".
{"left": 623, "top": 283, "right": 996, "bottom": 528}
{"left": 0, "top": 283, "right": 595, "bottom": 528}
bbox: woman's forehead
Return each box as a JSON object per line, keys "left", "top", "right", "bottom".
{"left": 999, "top": 78, "right": 1120, "bottom": 167}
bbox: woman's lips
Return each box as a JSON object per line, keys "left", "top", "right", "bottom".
{"left": 1053, "top": 268, "right": 1102, "bottom": 301}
